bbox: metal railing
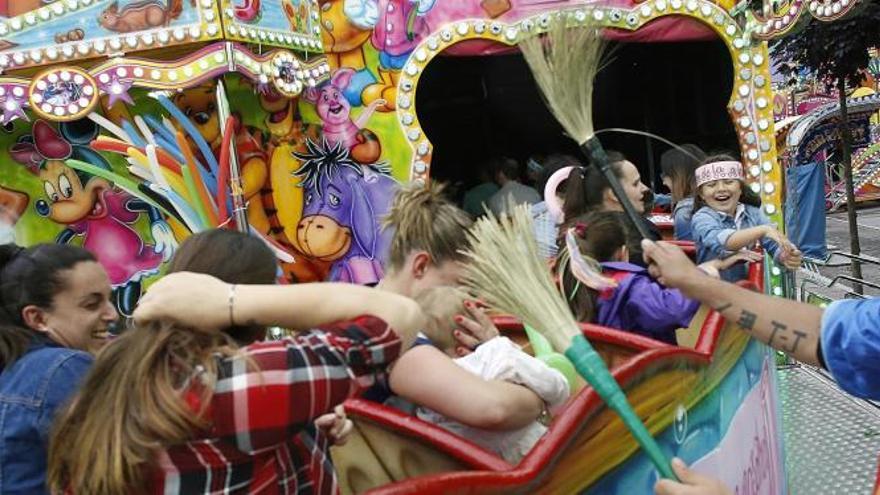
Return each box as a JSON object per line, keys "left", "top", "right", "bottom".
{"left": 828, "top": 250, "right": 880, "bottom": 266}
{"left": 798, "top": 252, "right": 880, "bottom": 301}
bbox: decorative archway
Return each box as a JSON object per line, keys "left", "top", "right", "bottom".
{"left": 395, "top": 2, "right": 784, "bottom": 291}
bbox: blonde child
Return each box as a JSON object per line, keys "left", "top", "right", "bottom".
{"left": 413, "top": 286, "right": 570, "bottom": 464}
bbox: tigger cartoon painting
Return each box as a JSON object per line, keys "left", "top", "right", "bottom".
{"left": 173, "top": 80, "right": 332, "bottom": 282}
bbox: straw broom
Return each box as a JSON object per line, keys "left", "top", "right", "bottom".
{"left": 518, "top": 14, "right": 651, "bottom": 239}
{"left": 461, "top": 205, "right": 676, "bottom": 480}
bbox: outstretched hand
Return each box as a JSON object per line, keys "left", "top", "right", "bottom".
{"left": 655, "top": 458, "right": 733, "bottom": 495}
{"left": 761, "top": 225, "right": 787, "bottom": 246}
{"left": 779, "top": 244, "right": 803, "bottom": 271}
{"left": 703, "top": 250, "right": 763, "bottom": 272}
{"left": 763, "top": 227, "right": 803, "bottom": 270}
{"left": 133, "top": 272, "right": 230, "bottom": 331}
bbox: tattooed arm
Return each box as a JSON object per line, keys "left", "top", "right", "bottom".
{"left": 641, "top": 240, "right": 823, "bottom": 366}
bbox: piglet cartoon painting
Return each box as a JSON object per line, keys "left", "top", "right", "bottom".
{"left": 303, "top": 68, "right": 384, "bottom": 164}
{"left": 293, "top": 138, "right": 398, "bottom": 285}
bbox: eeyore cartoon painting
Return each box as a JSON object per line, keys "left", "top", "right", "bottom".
{"left": 293, "top": 138, "right": 398, "bottom": 284}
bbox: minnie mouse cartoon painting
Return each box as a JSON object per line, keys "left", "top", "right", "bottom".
{"left": 10, "top": 119, "right": 175, "bottom": 315}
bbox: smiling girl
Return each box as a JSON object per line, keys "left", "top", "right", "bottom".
{"left": 691, "top": 155, "right": 802, "bottom": 282}
{"left": 0, "top": 243, "right": 117, "bottom": 494}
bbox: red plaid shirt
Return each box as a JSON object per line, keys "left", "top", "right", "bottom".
{"left": 148, "top": 315, "right": 401, "bottom": 494}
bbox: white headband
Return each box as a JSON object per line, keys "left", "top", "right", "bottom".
{"left": 695, "top": 161, "right": 743, "bottom": 187}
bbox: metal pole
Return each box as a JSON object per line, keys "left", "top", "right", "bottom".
{"left": 216, "top": 77, "right": 249, "bottom": 233}
{"left": 643, "top": 113, "right": 656, "bottom": 191}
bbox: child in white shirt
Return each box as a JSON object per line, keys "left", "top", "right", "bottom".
{"left": 413, "top": 286, "right": 570, "bottom": 464}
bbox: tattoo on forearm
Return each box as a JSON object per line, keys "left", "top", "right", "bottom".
{"left": 788, "top": 330, "right": 808, "bottom": 353}
{"left": 768, "top": 320, "right": 785, "bottom": 342}
{"left": 737, "top": 310, "right": 757, "bottom": 331}
{"left": 713, "top": 302, "right": 755, "bottom": 331}
{"left": 714, "top": 301, "right": 812, "bottom": 354}
{"left": 769, "top": 320, "right": 809, "bottom": 353}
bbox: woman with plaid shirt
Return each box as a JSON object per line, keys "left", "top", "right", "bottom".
{"left": 48, "top": 264, "right": 426, "bottom": 494}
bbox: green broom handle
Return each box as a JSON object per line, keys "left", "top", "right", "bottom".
{"left": 580, "top": 138, "right": 653, "bottom": 240}
{"left": 564, "top": 334, "right": 677, "bottom": 480}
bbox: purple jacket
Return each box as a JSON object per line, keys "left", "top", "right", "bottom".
{"left": 595, "top": 262, "right": 700, "bottom": 344}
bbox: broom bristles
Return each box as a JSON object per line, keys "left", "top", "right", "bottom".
{"left": 460, "top": 204, "right": 581, "bottom": 352}
{"left": 518, "top": 15, "right": 608, "bottom": 146}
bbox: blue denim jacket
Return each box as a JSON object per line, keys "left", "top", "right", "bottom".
{"left": 691, "top": 203, "right": 779, "bottom": 282}
{"left": 672, "top": 197, "right": 695, "bottom": 241}
{"left": 0, "top": 340, "right": 93, "bottom": 494}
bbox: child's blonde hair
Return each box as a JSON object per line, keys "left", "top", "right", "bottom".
{"left": 413, "top": 286, "right": 471, "bottom": 353}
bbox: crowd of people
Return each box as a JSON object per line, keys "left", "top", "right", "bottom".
{"left": 0, "top": 146, "right": 877, "bottom": 495}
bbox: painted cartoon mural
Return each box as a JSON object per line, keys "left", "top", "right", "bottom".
{"left": 302, "top": 67, "right": 383, "bottom": 162}
{"left": 167, "top": 76, "right": 400, "bottom": 284}
{"left": 0, "top": 0, "right": 356, "bottom": 309}
{"left": 250, "top": 83, "right": 338, "bottom": 283}
{"left": 8, "top": 119, "right": 174, "bottom": 315}
{"left": 365, "top": 0, "right": 435, "bottom": 110}
{"left": 318, "top": 0, "right": 377, "bottom": 106}
{"left": 0, "top": 69, "right": 398, "bottom": 295}
{"left": 0, "top": 0, "right": 205, "bottom": 61}
{"left": 171, "top": 83, "right": 275, "bottom": 234}
{"left": 97, "top": 0, "right": 186, "bottom": 33}
{"left": 0, "top": 186, "right": 28, "bottom": 244}
{"left": 327, "top": 0, "right": 436, "bottom": 110}
{"left": 293, "top": 138, "right": 396, "bottom": 283}
{"left": 0, "top": 1, "right": 805, "bottom": 493}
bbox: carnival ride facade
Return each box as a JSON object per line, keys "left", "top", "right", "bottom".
{"left": 772, "top": 42, "right": 880, "bottom": 214}
{"left": 772, "top": 59, "right": 880, "bottom": 299}
{"left": 0, "top": 0, "right": 875, "bottom": 494}
{"left": 0, "top": 0, "right": 345, "bottom": 311}
{"left": 775, "top": 88, "right": 880, "bottom": 212}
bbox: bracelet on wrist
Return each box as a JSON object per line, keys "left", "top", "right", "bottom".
{"left": 228, "top": 284, "right": 237, "bottom": 327}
